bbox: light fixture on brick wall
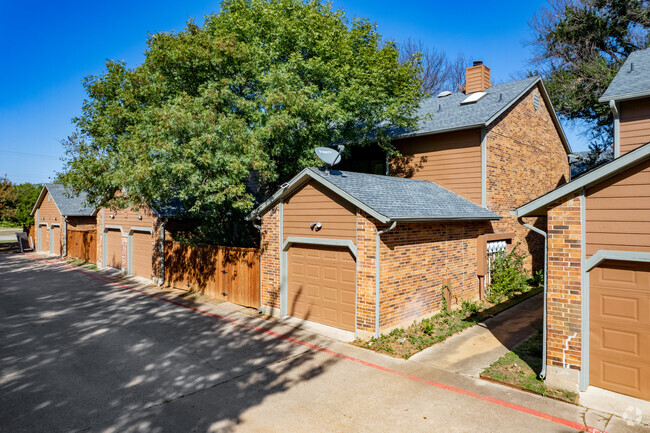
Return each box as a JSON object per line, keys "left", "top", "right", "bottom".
{"left": 109, "top": 214, "right": 115, "bottom": 219}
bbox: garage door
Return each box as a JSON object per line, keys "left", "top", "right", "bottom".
{"left": 288, "top": 245, "right": 356, "bottom": 331}
{"left": 106, "top": 230, "right": 123, "bottom": 270}
{"left": 39, "top": 226, "right": 49, "bottom": 252}
{"left": 131, "top": 231, "right": 153, "bottom": 279}
{"left": 50, "top": 226, "right": 61, "bottom": 255}
{"left": 590, "top": 260, "right": 650, "bottom": 400}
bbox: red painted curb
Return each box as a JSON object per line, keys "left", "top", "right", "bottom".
{"left": 25, "top": 254, "right": 605, "bottom": 433}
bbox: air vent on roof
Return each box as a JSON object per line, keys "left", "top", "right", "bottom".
{"left": 437, "top": 91, "right": 452, "bottom": 98}
{"left": 460, "top": 91, "right": 486, "bottom": 105}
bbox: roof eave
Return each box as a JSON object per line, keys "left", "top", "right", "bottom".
{"left": 389, "top": 215, "right": 502, "bottom": 222}
{"left": 393, "top": 123, "right": 485, "bottom": 141}
{"left": 246, "top": 168, "right": 391, "bottom": 224}
{"left": 599, "top": 90, "right": 650, "bottom": 103}
{"left": 513, "top": 142, "right": 650, "bottom": 217}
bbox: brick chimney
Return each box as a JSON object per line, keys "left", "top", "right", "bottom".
{"left": 465, "top": 61, "right": 491, "bottom": 94}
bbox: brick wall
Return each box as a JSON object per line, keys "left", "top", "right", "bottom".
{"left": 376, "top": 220, "right": 490, "bottom": 330}
{"left": 486, "top": 85, "right": 570, "bottom": 272}
{"left": 546, "top": 193, "right": 582, "bottom": 370}
{"left": 260, "top": 204, "right": 281, "bottom": 311}
{"left": 355, "top": 211, "right": 377, "bottom": 332}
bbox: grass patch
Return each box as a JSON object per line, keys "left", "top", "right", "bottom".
{"left": 354, "top": 286, "right": 542, "bottom": 359}
{"left": 481, "top": 321, "right": 578, "bottom": 404}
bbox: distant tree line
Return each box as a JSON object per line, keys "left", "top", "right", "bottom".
{"left": 0, "top": 176, "right": 41, "bottom": 227}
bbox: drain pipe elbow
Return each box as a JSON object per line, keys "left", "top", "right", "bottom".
{"left": 375, "top": 221, "right": 397, "bottom": 340}
{"left": 517, "top": 215, "right": 548, "bottom": 379}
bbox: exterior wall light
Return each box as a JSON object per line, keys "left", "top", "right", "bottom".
{"left": 109, "top": 214, "right": 115, "bottom": 219}
{"left": 137, "top": 215, "right": 142, "bottom": 220}
{"left": 309, "top": 222, "right": 322, "bottom": 231}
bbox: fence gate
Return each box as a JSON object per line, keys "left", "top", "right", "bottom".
{"left": 485, "top": 240, "right": 507, "bottom": 294}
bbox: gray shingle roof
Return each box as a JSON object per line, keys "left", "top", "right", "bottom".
{"left": 248, "top": 167, "right": 501, "bottom": 222}
{"left": 389, "top": 76, "right": 541, "bottom": 137}
{"left": 308, "top": 168, "right": 499, "bottom": 220}
{"left": 600, "top": 48, "right": 650, "bottom": 102}
{"left": 42, "top": 183, "right": 96, "bottom": 216}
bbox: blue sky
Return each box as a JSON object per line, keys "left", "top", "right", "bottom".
{"left": 0, "top": 0, "right": 589, "bottom": 184}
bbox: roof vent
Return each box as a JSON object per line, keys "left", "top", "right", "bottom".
{"left": 460, "top": 91, "right": 487, "bottom": 105}
{"left": 437, "top": 90, "right": 452, "bottom": 98}
{"left": 630, "top": 62, "right": 634, "bottom": 72}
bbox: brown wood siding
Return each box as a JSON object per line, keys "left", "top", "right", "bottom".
{"left": 104, "top": 205, "right": 155, "bottom": 233}
{"left": 67, "top": 230, "right": 97, "bottom": 263}
{"left": 283, "top": 180, "right": 357, "bottom": 242}
{"left": 590, "top": 260, "right": 650, "bottom": 400}
{"left": 106, "top": 229, "right": 123, "bottom": 269}
{"left": 131, "top": 231, "right": 154, "bottom": 279}
{"left": 36, "top": 190, "right": 63, "bottom": 226}
{"left": 586, "top": 158, "right": 650, "bottom": 257}
{"left": 391, "top": 129, "right": 482, "bottom": 204}
{"left": 164, "top": 241, "right": 260, "bottom": 308}
{"left": 50, "top": 226, "right": 61, "bottom": 255}
{"left": 620, "top": 98, "right": 650, "bottom": 155}
{"left": 67, "top": 216, "right": 96, "bottom": 231}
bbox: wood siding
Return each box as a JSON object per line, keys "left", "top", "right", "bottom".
{"left": 283, "top": 180, "right": 357, "bottom": 242}
{"left": 104, "top": 205, "right": 155, "bottom": 232}
{"left": 39, "top": 225, "right": 49, "bottom": 252}
{"left": 164, "top": 241, "right": 260, "bottom": 308}
{"left": 391, "top": 129, "right": 482, "bottom": 204}
{"left": 50, "top": 226, "right": 61, "bottom": 255}
{"left": 464, "top": 64, "right": 491, "bottom": 94}
{"left": 36, "top": 190, "right": 63, "bottom": 223}
{"left": 586, "top": 158, "right": 650, "bottom": 257}
{"left": 106, "top": 229, "right": 123, "bottom": 269}
{"left": 67, "top": 230, "right": 97, "bottom": 263}
{"left": 620, "top": 98, "right": 650, "bottom": 155}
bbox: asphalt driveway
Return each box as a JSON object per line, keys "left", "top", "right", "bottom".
{"left": 0, "top": 252, "right": 645, "bottom": 433}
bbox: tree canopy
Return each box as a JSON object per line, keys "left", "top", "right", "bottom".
{"left": 0, "top": 178, "right": 41, "bottom": 227}
{"left": 61, "top": 0, "right": 423, "bottom": 244}
{"left": 530, "top": 0, "right": 650, "bottom": 153}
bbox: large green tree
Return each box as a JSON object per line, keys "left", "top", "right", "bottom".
{"left": 530, "top": 0, "right": 650, "bottom": 153}
{"left": 61, "top": 0, "right": 423, "bottom": 245}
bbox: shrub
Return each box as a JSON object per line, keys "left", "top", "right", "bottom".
{"left": 527, "top": 269, "right": 544, "bottom": 288}
{"left": 461, "top": 299, "right": 480, "bottom": 316}
{"left": 487, "top": 244, "right": 529, "bottom": 303}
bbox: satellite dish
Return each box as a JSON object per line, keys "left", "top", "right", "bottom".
{"left": 315, "top": 145, "right": 345, "bottom": 175}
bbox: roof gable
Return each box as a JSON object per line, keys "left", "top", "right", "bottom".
{"left": 30, "top": 184, "right": 96, "bottom": 217}
{"left": 388, "top": 77, "right": 571, "bottom": 153}
{"left": 248, "top": 168, "right": 501, "bottom": 223}
{"left": 513, "top": 142, "right": 650, "bottom": 217}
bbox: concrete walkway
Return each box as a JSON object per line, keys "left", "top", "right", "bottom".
{"left": 2, "top": 253, "right": 648, "bottom": 432}
{"left": 411, "top": 293, "right": 542, "bottom": 376}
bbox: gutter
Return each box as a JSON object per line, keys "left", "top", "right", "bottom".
{"left": 252, "top": 217, "right": 263, "bottom": 313}
{"left": 516, "top": 216, "right": 548, "bottom": 379}
{"left": 63, "top": 216, "right": 67, "bottom": 257}
{"left": 375, "top": 221, "right": 397, "bottom": 339}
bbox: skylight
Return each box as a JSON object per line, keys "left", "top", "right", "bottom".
{"left": 437, "top": 91, "right": 452, "bottom": 98}
{"left": 460, "top": 91, "right": 487, "bottom": 105}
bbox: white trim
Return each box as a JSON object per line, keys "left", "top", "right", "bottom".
{"left": 514, "top": 142, "right": 650, "bottom": 217}
{"left": 128, "top": 227, "right": 153, "bottom": 235}
{"left": 282, "top": 237, "right": 357, "bottom": 258}
{"left": 585, "top": 250, "right": 650, "bottom": 271}
{"left": 279, "top": 200, "right": 287, "bottom": 316}
{"left": 599, "top": 89, "right": 650, "bottom": 103}
{"left": 610, "top": 100, "right": 621, "bottom": 158}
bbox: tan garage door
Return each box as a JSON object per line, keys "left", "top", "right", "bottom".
{"left": 50, "top": 226, "right": 61, "bottom": 255}
{"left": 590, "top": 260, "right": 650, "bottom": 400}
{"left": 288, "top": 245, "right": 356, "bottom": 331}
{"left": 106, "top": 230, "right": 123, "bottom": 270}
{"left": 131, "top": 231, "right": 153, "bottom": 279}
{"left": 39, "top": 226, "right": 49, "bottom": 252}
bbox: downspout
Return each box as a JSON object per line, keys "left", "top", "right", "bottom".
{"left": 517, "top": 216, "right": 548, "bottom": 379}
{"left": 609, "top": 100, "right": 620, "bottom": 158}
{"left": 252, "top": 217, "right": 263, "bottom": 313}
{"left": 63, "top": 216, "right": 67, "bottom": 257}
{"left": 159, "top": 218, "right": 167, "bottom": 286}
{"left": 375, "top": 221, "right": 397, "bottom": 339}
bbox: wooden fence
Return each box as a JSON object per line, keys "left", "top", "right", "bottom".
{"left": 164, "top": 241, "right": 260, "bottom": 308}
{"left": 67, "top": 230, "right": 97, "bottom": 263}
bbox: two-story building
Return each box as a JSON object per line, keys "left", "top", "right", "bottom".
{"left": 513, "top": 47, "right": 650, "bottom": 403}
{"left": 249, "top": 62, "right": 571, "bottom": 338}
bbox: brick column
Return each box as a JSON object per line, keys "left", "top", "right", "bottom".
{"left": 260, "top": 204, "right": 281, "bottom": 313}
